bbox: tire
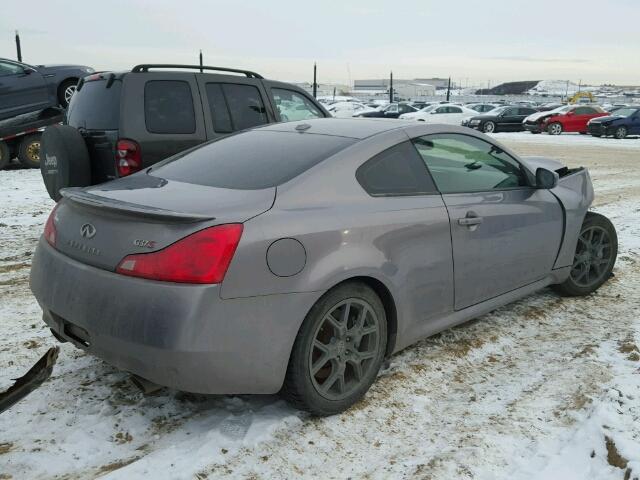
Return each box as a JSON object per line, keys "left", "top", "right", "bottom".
{"left": 0, "top": 141, "right": 10, "bottom": 170}
{"left": 281, "top": 282, "right": 388, "bottom": 416}
{"left": 17, "top": 134, "right": 42, "bottom": 168}
{"left": 57, "top": 79, "right": 78, "bottom": 108}
{"left": 614, "top": 126, "right": 628, "bottom": 139}
{"left": 553, "top": 212, "right": 618, "bottom": 297}
{"left": 40, "top": 125, "right": 91, "bottom": 201}
{"left": 547, "top": 122, "right": 563, "bottom": 135}
{"left": 483, "top": 121, "right": 496, "bottom": 133}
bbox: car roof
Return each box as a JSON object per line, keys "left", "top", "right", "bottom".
{"left": 257, "top": 118, "right": 411, "bottom": 139}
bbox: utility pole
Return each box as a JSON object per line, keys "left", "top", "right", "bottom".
{"left": 199, "top": 50, "right": 203, "bottom": 72}
{"left": 15, "top": 30, "right": 22, "bottom": 62}
{"left": 389, "top": 71, "right": 393, "bottom": 103}
{"left": 313, "top": 62, "right": 317, "bottom": 98}
{"left": 446, "top": 77, "right": 451, "bottom": 102}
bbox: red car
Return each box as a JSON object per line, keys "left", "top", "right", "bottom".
{"left": 524, "top": 105, "right": 608, "bottom": 135}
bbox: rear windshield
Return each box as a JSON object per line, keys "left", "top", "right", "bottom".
{"left": 150, "top": 130, "right": 355, "bottom": 189}
{"left": 66, "top": 80, "right": 121, "bottom": 130}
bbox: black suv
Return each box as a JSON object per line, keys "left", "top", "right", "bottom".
{"left": 41, "top": 64, "right": 329, "bottom": 200}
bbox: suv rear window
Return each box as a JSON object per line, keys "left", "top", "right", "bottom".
{"left": 66, "top": 80, "right": 122, "bottom": 130}
{"left": 150, "top": 130, "right": 355, "bottom": 189}
{"left": 144, "top": 80, "right": 196, "bottom": 134}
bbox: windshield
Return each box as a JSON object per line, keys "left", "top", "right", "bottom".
{"left": 612, "top": 108, "right": 638, "bottom": 117}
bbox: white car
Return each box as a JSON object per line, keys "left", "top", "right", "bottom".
{"left": 326, "top": 101, "right": 375, "bottom": 118}
{"left": 399, "top": 104, "right": 478, "bottom": 124}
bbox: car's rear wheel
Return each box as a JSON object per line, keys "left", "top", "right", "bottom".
{"left": 18, "top": 134, "right": 42, "bottom": 168}
{"left": 614, "top": 126, "right": 628, "bottom": 139}
{"left": 547, "top": 122, "right": 563, "bottom": 135}
{"left": 281, "top": 282, "right": 387, "bottom": 416}
{"left": 57, "top": 79, "right": 78, "bottom": 108}
{"left": 483, "top": 121, "right": 496, "bottom": 133}
{"left": 553, "top": 212, "right": 617, "bottom": 296}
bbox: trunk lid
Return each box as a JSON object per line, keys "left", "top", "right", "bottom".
{"left": 54, "top": 173, "right": 275, "bottom": 271}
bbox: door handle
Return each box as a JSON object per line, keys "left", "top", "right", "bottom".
{"left": 458, "top": 217, "right": 483, "bottom": 226}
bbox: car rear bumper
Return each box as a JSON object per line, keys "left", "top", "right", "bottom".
{"left": 29, "top": 238, "right": 321, "bottom": 394}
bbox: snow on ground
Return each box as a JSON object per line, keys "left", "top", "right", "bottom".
{"left": 1, "top": 137, "right": 639, "bottom": 480}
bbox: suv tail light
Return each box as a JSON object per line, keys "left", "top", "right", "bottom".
{"left": 116, "top": 224, "right": 243, "bottom": 284}
{"left": 116, "top": 139, "right": 142, "bottom": 177}
{"left": 43, "top": 204, "right": 60, "bottom": 247}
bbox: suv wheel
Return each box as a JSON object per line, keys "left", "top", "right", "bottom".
{"left": 58, "top": 79, "right": 78, "bottom": 108}
{"left": 281, "top": 282, "right": 387, "bottom": 415}
{"left": 553, "top": 212, "right": 617, "bottom": 296}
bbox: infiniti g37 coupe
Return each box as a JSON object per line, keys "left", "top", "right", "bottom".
{"left": 30, "top": 119, "right": 617, "bottom": 415}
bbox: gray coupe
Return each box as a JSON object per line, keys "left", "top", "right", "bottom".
{"left": 30, "top": 118, "right": 617, "bottom": 415}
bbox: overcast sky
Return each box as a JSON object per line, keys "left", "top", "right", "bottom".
{"left": 1, "top": 0, "right": 639, "bottom": 87}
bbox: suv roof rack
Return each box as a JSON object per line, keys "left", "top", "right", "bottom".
{"left": 131, "top": 64, "right": 263, "bottom": 79}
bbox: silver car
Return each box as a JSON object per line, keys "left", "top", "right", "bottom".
{"left": 30, "top": 118, "right": 617, "bottom": 415}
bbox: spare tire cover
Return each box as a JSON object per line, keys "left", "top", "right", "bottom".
{"left": 40, "top": 125, "right": 91, "bottom": 201}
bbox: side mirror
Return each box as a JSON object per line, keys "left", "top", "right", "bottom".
{"left": 22, "top": 67, "right": 36, "bottom": 75}
{"left": 536, "top": 167, "right": 559, "bottom": 189}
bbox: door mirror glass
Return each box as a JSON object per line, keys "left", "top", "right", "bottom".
{"left": 535, "top": 168, "right": 558, "bottom": 189}
{"left": 22, "top": 66, "right": 36, "bottom": 75}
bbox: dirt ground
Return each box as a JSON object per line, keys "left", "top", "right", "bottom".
{"left": 0, "top": 135, "right": 639, "bottom": 479}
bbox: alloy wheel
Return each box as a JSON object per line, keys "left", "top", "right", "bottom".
{"left": 483, "top": 122, "right": 495, "bottom": 133}
{"left": 309, "top": 298, "right": 381, "bottom": 400}
{"left": 549, "top": 123, "right": 562, "bottom": 135}
{"left": 570, "top": 226, "right": 614, "bottom": 288}
{"left": 64, "top": 85, "right": 77, "bottom": 104}
{"left": 615, "top": 127, "right": 627, "bottom": 139}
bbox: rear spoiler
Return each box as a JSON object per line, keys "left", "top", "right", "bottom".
{"left": 60, "top": 188, "right": 215, "bottom": 222}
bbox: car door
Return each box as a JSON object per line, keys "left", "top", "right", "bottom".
{"left": 496, "top": 107, "right": 521, "bottom": 131}
{"left": 630, "top": 110, "right": 640, "bottom": 134}
{"left": 444, "top": 106, "right": 466, "bottom": 124}
{"left": 412, "top": 133, "right": 563, "bottom": 310}
{"left": 572, "top": 106, "right": 595, "bottom": 132}
{"left": 0, "top": 60, "right": 50, "bottom": 119}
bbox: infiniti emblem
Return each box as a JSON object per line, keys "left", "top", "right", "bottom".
{"left": 80, "top": 223, "right": 96, "bottom": 239}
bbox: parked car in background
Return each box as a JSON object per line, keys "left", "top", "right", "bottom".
{"left": 399, "top": 104, "right": 477, "bottom": 124}
{"left": 466, "top": 103, "right": 500, "bottom": 113}
{"left": 353, "top": 102, "right": 417, "bottom": 118}
{"left": 40, "top": 64, "right": 329, "bottom": 201}
{"left": 464, "top": 106, "right": 537, "bottom": 133}
{"left": 326, "top": 101, "right": 374, "bottom": 118}
{"left": 31, "top": 118, "right": 617, "bottom": 415}
{"left": 587, "top": 106, "right": 640, "bottom": 139}
{"left": 0, "top": 58, "right": 94, "bottom": 119}
{"left": 523, "top": 105, "right": 608, "bottom": 135}
{"left": 536, "top": 102, "right": 564, "bottom": 112}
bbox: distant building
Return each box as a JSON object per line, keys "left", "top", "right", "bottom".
{"left": 354, "top": 78, "right": 452, "bottom": 91}
{"left": 294, "top": 82, "right": 350, "bottom": 98}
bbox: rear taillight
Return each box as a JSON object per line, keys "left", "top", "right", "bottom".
{"left": 43, "top": 204, "right": 60, "bottom": 247}
{"left": 116, "top": 139, "right": 142, "bottom": 177}
{"left": 116, "top": 224, "right": 243, "bottom": 284}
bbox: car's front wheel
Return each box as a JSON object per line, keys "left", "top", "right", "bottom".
{"left": 57, "top": 79, "right": 78, "bottom": 108}
{"left": 547, "top": 122, "right": 563, "bottom": 135}
{"left": 281, "top": 282, "right": 387, "bottom": 415}
{"left": 614, "top": 126, "right": 628, "bottom": 139}
{"left": 553, "top": 212, "right": 617, "bottom": 296}
{"left": 483, "top": 121, "right": 496, "bottom": 133}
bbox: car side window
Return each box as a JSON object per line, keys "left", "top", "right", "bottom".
{"left": 435, "top": 107, "right": 448, "bottom": 114}
{"left": 144, "top": 80, "right": 196, "bottom": 134}
{"left": 271, "top": 88, "right": 323, "bottom": 122}
{"left": 518, "top": 108, "right": 534, "bottom": 115}
{"left": 205, "top": 83, "right": 268, "bottom": 133}
{"left": 448, "top": 106, "right": 462, "bottom": 113}
{"left": 412, "top": 134, "right": 529, "bottom": 194}
{"left": 0, "top": 61, "right": 24, "bottom": 76}
{"left": 356, "top": 141, "right": 437, "bottom": 196}
{"left": 575, "top": 107, "right": 594, "bottom": 115}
